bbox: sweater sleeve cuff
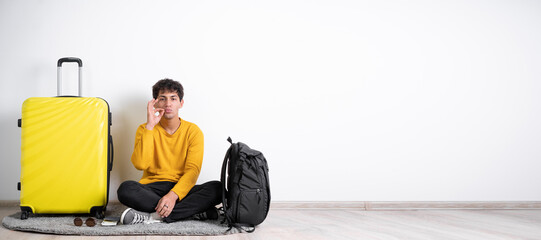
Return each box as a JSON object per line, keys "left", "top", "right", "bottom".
{"left": 172, "top": 186, "right": 189, "bottom": 202}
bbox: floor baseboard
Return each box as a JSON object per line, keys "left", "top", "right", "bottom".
{"left": 3, "top": 200, "right": 540, "bottom": 210}
{"left": 269, "top": 201, "right": 541, "bottom": 210}
{"left": 0, "top": 201, "right": 19, "bottom": 207}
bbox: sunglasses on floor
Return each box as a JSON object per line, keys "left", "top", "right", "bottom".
{"left": 74, "top": 217, "right": 96, "bottom": 227}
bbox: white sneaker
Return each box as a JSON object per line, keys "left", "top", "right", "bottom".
{"left": 120, "top": 208, "right": 162, "bottom": 225}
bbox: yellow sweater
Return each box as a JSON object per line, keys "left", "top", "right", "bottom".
{"left": 131, "top": 118, "right": 204, "bottom": 201}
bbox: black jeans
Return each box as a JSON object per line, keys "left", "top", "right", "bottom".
{"left": 117, "top": 180, "right": 222, "bottom": 223}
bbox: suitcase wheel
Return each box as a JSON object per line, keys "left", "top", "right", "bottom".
{"left": 91, "top": 206, "right": 105, "bottom": 219}
{"left": 94, "top": 211, "right": 104, "bottom": 219}
{"left": 20, "top": 211, "right": 29, "bottom": 220}
{"left": 20, "top": 207, "right": 32, "bottom": 220}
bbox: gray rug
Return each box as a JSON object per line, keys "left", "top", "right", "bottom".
{"left": 2, "top": 203, "right": 237, "bottom": 236}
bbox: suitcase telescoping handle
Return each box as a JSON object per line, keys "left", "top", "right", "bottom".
{"left": 57, "top": 57, "right": 83, "bottom": 96}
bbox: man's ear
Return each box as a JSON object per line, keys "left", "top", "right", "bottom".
{"left": 179, "top": 99, "right": 184, "bottom": 108}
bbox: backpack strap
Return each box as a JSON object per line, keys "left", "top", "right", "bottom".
{"left": 221, "top": 137, "right": 234, "bottom": 225}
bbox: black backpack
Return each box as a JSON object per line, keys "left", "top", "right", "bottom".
{"left": 220, "top": 137, "right": 270, "bottom": 232}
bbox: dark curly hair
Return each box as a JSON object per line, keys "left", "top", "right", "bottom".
{"left": 152, "top": 78, "right": 184, "bottom": 100}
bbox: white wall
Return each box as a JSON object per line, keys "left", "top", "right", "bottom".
{"left": 1, "top": 0, "right": 540, "bottom": 202}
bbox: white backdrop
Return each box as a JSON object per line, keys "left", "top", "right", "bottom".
{"left": 1, "top": 0, "right": 540, "bottom": 201}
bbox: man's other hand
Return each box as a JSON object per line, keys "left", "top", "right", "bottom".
{"left": 155, "top": 191, "right": 178, "bottom": 218}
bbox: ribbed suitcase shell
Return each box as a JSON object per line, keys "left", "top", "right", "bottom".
{"left": 20, "top": 97, "right": 110, "bottom": 216}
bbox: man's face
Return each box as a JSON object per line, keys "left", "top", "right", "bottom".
{"left": 155, "top": 90, "right": 183, "bottom": 120}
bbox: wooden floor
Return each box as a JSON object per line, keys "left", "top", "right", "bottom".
{"left": 1, "top": 205, "right": 540, "bottom": 240}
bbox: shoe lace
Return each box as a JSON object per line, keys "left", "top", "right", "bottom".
{"left": 131, "top": 212, "right": 149, "bottom": 224}
{"left": 193, "top": 212, "right": 207, "bottom": 220}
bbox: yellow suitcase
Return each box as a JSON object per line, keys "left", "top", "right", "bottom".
{"left": 18, "top": 58, "right": 113, "bottom": 219}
